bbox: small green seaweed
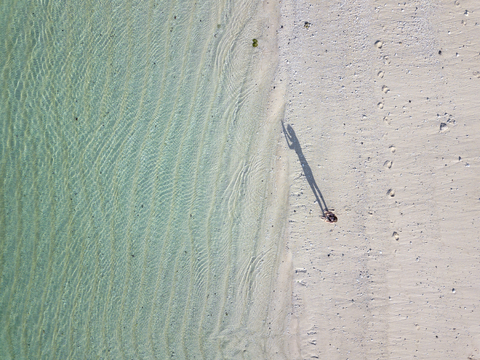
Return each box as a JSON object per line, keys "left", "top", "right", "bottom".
{"left": 304, "top": 21, "right": 311, "bottom": 29}
{"left": 252, "top": 38, "right": 258, "bottom": 47}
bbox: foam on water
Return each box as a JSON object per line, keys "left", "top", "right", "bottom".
{"left": 0, "top": 0, "right": 285, "bottom": 358}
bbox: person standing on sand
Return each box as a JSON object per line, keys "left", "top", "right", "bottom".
{"left": 281, "top": 121, "right": 337, "bottom": 223}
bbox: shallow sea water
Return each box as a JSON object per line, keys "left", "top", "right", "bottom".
{"left": 0, "top": 1, "right": 283, "bottom": 358}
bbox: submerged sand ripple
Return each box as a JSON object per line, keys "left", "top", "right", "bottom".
{"left": 0, "top": 0, "right": 287, "bottom": 358}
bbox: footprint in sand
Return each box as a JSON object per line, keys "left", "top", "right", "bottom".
{"left": 386, "top": 189, "right": 395, "bottom": 197}
{"left": 382, "top": 85, "right": 390, "bottom": 93}
{"left": 383, "top": 160, "right": 393, "bottom": 169}
{"left": 392, "top": 231, "right": 399, "bottom": 240}
{"left": 389, "top": 145, "right": 396, "bottom": 153}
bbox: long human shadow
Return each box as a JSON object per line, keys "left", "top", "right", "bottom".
{"left": 282, "top": 121, "right": 330, "bottom": 217}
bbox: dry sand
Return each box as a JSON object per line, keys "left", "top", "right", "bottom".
{"left": 268, "top": 0, "right": 480, "bottom": 358}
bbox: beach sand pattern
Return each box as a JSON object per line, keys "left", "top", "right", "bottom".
{"left": 0, "top": 0, "right": 287, "bottom": 358}
{"left": 277, "top": 0, "right": 480, "bottom": 358}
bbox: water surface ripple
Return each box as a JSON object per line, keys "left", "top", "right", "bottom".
{"left": 0, "top": 0, "right": 283, "bottom": 358}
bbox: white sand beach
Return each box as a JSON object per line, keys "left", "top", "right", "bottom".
{"left": 270, "top": 0, "right": 480, "bottom": 358}
{"left": 1, "top": 0, "right": 479, "bottom": 358}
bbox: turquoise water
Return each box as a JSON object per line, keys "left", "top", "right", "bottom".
{"left": 0, "top": 1, "right": 284, "bottom": 358}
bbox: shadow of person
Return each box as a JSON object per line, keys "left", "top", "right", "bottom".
{"left": 282, "top": 121, "right": 333, "bottom": 218}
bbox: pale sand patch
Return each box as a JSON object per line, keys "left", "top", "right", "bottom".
{"left": 233, "top": 0, "right": 293, "bottom": 356}
{"left": 272, "top": 0, "right": 480, "bottom": 358}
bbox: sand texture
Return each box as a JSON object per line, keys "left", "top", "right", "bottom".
{"left": 274, "top": 0, "right": 480, "bottom": 358}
